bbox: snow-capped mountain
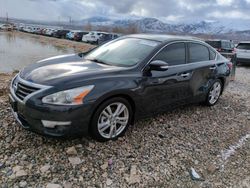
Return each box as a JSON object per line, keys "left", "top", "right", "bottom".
{"left": 78, "top": 16, "right": 250, "bottom": 36}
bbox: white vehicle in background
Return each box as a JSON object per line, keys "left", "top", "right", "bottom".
{"left": 236, "top": 42, "right": 250, "bottom": 65}
{"left": 0, "top": 24, "right": 13, "bottom": 31}
{"left": 82, "top": 31, "right": 108, "bottom": 44}
{"left": 23, "top": 27, "right": 33, "bottom": 33}
{"left": 45, "top": 28, "right": 57, "bottom": 36}
{"left": 31, "top": 27, "right": 41, "bottom": 33}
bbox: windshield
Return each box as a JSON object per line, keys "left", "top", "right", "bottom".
{"left": 237, "top": 43, "right": 250, "bottom": 50}
{"left": 84, "top": 38, "right": 160, "bottom": 67}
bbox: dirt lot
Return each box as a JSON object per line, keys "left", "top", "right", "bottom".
{"left": 0, "top": 35, "right": 249, "bottom": 187}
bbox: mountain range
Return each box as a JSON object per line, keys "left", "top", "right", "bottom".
{"left": 76, "top": 16, "right": 250, "bottom": 40}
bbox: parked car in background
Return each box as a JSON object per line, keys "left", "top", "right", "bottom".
{"left": 31, "top": 27, "right": 41, "bottom": 34}
{"left": 39, "top": 28, "right": 46, "bottom": 35}
{"left": 74, "top": 31, "right": 89, "bottom": 42}
{"left": 236, "top": 42, "right": 250, "bottom": 65}
{"left": 45, "top": 28, "right": 57, "bottom": 37}
{"left": 66, "top": 30, "right": 80, "bottom": 40}
{"left": 82, "top": 31, "right": 109, "bottom": 44}
{"left": 0, "top": 24, "right": 13, "bottom": 31}
{"left": 41, "top": 28, "right": 48, "bottom": 35}
{"left": 98, "top": 33, "right": 120, "bottom": 45}
{"left": 33, "top": 28, "right": 41, "bottom": 34}
{"left": 23, "top": 27, "right": 33, "bottom": 33}
{"left": 17, "top": 25, "right": 25, "bottom": 31}
{"left": 9, "top": 34, "right": 232, "bottom": 141}
{"left": 52, "top": 29, "right": 70, "bottom": 39}
{"left": 205, "top": 39, "right": 235, "bottom": 53}
{"left": 13, "top": 25, "right": 17, "bottom": 30}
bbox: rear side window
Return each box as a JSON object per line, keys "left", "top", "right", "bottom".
{"left": 206, "top": 41, "right": 221, "bottom": 49}
{"left": 189, "top": 43, "right": 210, "bottom": 63}
{"left": 237, "top": 43, "right": 250, "bottom": 50}
{"left": 153, "top": 43, "right": 186, "bottom": 66}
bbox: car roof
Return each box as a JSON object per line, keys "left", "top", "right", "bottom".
{"left": 238, "top": 41, "right": 250, "bottom": 44}
{"left": 127, "top": 34, "right": 203, "bottom": 43}
{"left": 71, "top": 30, "right": 82, "bottom": 32}
{"left": 90, "top": 31, "right": 109, "bottom": 34}
{"left": 205, "top": 39, "right": 232, "bottom": 42}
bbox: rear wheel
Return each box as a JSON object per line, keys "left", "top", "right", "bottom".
{"left": 90, "top": 97, "right": 132, "bottom": 142}
{"left": 205, "top": 79, "right": 223, "bottom": 106}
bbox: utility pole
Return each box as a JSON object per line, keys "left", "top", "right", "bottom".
{"left": 58, "top": 16, "right": 60, "bottom": 26}
{"left": 69, "top": 16, "right": 71, "bottom": 24}
{"left": 6, "top": 12, "right": 8, "bottom": 23}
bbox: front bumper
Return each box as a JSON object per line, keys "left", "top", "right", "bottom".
{"left": 236, "top": 57, "right": 250, "bottom": 65}
{"left": 9, "top": 77, "right": 95, "bottom": 138}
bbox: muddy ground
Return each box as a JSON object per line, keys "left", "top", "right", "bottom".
{"left": 0, "top": 33, "right": 249, "bottom": 188}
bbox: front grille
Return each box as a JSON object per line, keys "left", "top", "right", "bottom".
{"left": 15, "top": 82, "right": 40, "bottom": 101}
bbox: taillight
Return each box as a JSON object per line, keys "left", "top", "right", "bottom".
{"left": 227, "top": 62, "right": 233, "bottom": 70}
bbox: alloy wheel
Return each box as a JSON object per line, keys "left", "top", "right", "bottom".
{"left": 97, "top": 102, "right": 129, "bottom": 139}
{"left": 208, "top": 81, "right": 222, "bottom": 105}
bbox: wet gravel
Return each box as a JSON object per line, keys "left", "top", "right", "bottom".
{"left": 0, "top": 67, "right": 249, "bottom": 187}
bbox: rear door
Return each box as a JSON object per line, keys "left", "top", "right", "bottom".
{"left": 186, "top": 42, "right": 217, "bottom": 102}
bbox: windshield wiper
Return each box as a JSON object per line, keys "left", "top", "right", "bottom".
{"left": 86, "top": 58, "right": 110, "bottom": 66}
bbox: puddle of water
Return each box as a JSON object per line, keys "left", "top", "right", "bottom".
{"left": 0, "top": 32, "right": 76, "bottom": 73}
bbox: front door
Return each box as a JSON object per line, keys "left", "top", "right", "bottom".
{"left": 140, "top": 42, "right": 193, "bottom": 115}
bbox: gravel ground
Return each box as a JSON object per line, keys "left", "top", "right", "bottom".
{"left": 0, "top": 66, "right": 249, "bottom": 188}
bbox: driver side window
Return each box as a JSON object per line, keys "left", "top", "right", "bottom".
{"left": 153, "top": 43, "right": 186, "bottom": 66}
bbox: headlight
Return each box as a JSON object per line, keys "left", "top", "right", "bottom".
{"left": 42, "top": 85, "right": 94, "bottom": 105}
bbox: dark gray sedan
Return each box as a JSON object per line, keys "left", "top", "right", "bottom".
{"left": 9, "top": 34, "right": 232, "bottom": 141}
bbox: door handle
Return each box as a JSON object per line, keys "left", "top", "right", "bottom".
{"left": 210, "top": 66, "right": 216, "bottom": 70}
{"left": 180, "top": 73, "right": 190, "bottom": 77}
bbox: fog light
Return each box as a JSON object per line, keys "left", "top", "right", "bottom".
{"left": 41, "top": 120, "right": 71, "bottom": 128}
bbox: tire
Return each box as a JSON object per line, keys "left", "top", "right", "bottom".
{"left": 205, "top": 79, "right": 223, "bottom": 106}
{"left": 90, "top": 97, "right": 133, "bottom": 142}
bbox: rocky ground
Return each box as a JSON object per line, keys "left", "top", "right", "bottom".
{"left": 0, "top": 67, "right": 249, "bottom": 188}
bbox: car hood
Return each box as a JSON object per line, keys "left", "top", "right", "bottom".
{"left": 20, "top": 54, "right": 125, "bottom": 86}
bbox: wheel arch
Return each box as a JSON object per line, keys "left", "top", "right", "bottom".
{"left": 88, "top": 93, "right": 136, "bottom": 134}
{"left": 217, "top": 77, "right": 225, "bottom": 94}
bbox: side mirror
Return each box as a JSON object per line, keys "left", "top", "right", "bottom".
{"left": 149, "top": 60, "right": 169, "bottom": 71}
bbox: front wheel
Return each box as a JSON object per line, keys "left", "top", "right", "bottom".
{"left": 90, "top": 97, "right": 132, "bottom": 142}
{"left": 205, "top": 79, "right": 223, "bottom": 106}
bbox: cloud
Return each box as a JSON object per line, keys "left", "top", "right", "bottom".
{"left": 1, "top": 0, "right": 250, "bottom": 23}
{"left": 208, "top": 10, "right": 250, "bottom": 19}
{"left": 216, "top": 0, "right": 233, "bottom": 6}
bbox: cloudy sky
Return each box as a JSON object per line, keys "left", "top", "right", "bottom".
{"left": 1, "top": 0, "right": 250, "bottom": 23}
